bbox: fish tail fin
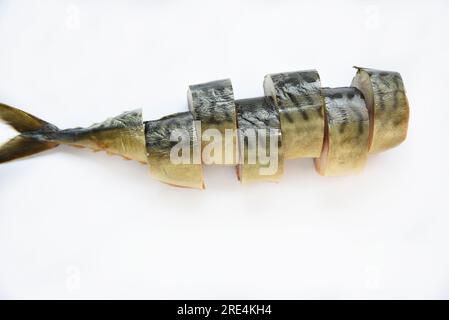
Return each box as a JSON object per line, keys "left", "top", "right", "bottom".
{"left": 0, "top": 103, "right": 59, "bottom": 164}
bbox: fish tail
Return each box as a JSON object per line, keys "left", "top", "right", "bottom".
{"left": 0, "top": 103, "right": 59, "bottom": 164}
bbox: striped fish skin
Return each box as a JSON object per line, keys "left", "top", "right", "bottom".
{"left": 314, "top": 87, "right": 369, "bottom": 176}
{"left": 37, "top": 109, "right": 147, "bottom": 163}
{"left": 236, "top": 97, "right": 284, "bottom": 183}
{"left": 1, "top": 67, "right": 409, "bottom": 189}
{"left": 264, "top": 70, "right": 324, "bottom": 159}
{"left": 351, "top": 67, "right": 409, "bottom": 153}
{"left": 188, "top": 79, "right": 238, "bottom": 165}
{"left": 145, "top": 111, "right": 204, "bottom": 189}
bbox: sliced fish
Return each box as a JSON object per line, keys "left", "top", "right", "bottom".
{"left": 314, "top": 88, "right": 369, "bottom": 176}
{"left": 264, "top": 70, "right": 324, "bottom": 159}
{"left": 145, "top": 112, "right": 204, "bottom": 189}
{"left": 236, "top": 97, "right": 284, "bottom": 183}
{"left": 0, "top": 66, "right": 409, "bottom": 189}
{"left": 351, "top": 67, "right": 409, "bottom": 153}
{"left": 188, "top": 79, "right": 237, "bottom": 164}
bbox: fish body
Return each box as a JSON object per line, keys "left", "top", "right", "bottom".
{"left": 0, "top": 67, "right": 409, "bottom": 189}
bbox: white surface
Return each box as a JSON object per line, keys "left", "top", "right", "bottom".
{"left": 0, "top": 0, "right": 448, "bottom": 299}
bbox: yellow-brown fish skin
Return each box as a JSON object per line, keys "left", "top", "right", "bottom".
{"left": 314, "top": 87, "right": 369, "bottom": 176}
{"left": 188, "top": 79, "right": 238, "bottom": 165}
{"left": 351, "top": 67, "right": 409, "bottom": 153}
{"left": 264, "top": 70, "right": 324, "bottom": 159}
{"left": 49, "top": 109, "right": 147, "bottom": 163}
{"left": 236, "top": 97, "right": 284, "bottom": 183}
{"left": 145, "top": 112, "right": 204, "bottom": 189}
{"left": 0, "top": 105, "right": 147, "bottom": 164}
{"left": 1, "top": 66, "right": 410, "bottom": 189}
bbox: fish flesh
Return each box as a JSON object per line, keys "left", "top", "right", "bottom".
{"left": 0, "top": 67, "right": 409, "bottom": 189}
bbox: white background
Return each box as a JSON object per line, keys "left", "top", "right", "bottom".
{"left": 0, "top": 0, "right": 448, "bottom": 299}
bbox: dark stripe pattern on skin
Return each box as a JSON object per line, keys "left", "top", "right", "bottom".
{"left": 145, "top": 112, "right": 203, "bottom": 189}
{"left": 188, "top": 79, "right": 237, "bottom": 164}
{"left": 0, "top": 67, "right": 410, "bottom": 189}
{"left": 263, "top": 70, "right": 324, "bottom": 159}
{"left": 235, "top": 97, "right": 284, "bottom": 183}
{"left": 315, "top": 87, "right": 369, "bottom": 176}
{"left": 351, "top": 67, "right": 409, "bottom": 153}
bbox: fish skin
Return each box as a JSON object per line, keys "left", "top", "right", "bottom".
{"left": 314, "top": 87, "right": 369, "bottom": 176}
{"left": 351, "top": 67, "right": 409, "bottom": 153}
{"left": 264, "top": 70, "right": 325, "bottom": 159}
{"left": 188, "top": 79, "right": 238, "bottom": 164}
{"left": 145, "top": 111, "right": 204, "bottom": 189}
{"left": 47, "top": 109, "right": 147, "bottom": 163}
{"left": 1, "top": 67, "right": 409, "bottom": 189}
{"left": 236, "top": 97, "right": 284, "bottom": 183}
